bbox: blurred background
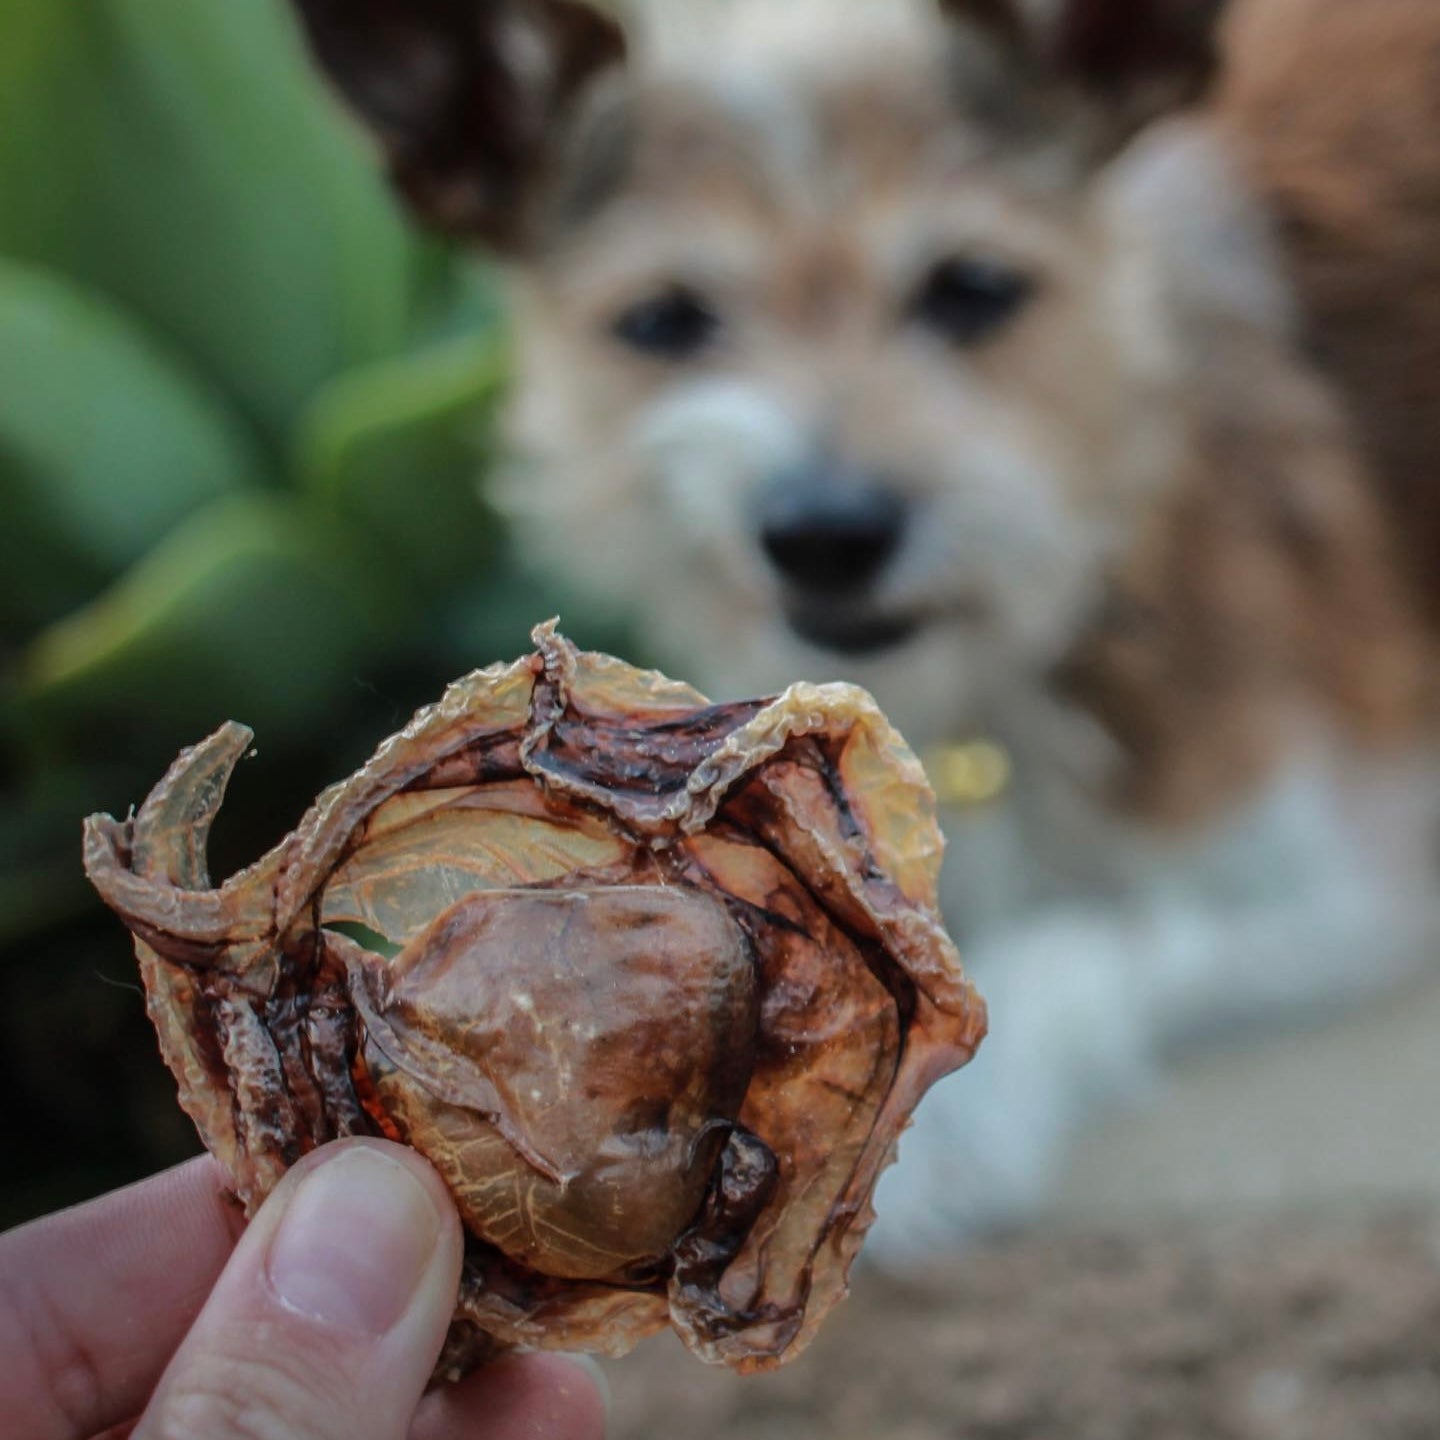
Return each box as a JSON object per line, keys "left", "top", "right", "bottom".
{"left": 0, "top": 0, "right": 625, "bottom": 1227}
{"left": 4, "top": 2, "right": 1439, "bottom": 1437}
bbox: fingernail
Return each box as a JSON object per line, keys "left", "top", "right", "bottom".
{"left": 267, "top": 1146, "right": 441, "bottom": 1335}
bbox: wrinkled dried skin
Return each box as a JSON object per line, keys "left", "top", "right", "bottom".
{"left": 84, "top": 624, "right": 984, "bottom": 1374}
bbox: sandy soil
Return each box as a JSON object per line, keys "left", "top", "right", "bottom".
{"left": 608, "top": 978, "right": 1440, "bottom": 1439}
{"left": 608, "top": 1210, "right": 1440, "bottom": 1440}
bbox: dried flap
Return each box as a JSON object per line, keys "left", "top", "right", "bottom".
{"left": 83, "top": 623, "right": 984, "bottom": 1373}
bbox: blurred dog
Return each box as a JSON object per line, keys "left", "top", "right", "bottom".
{"left": 290, "top": 0, "right": 1440, "bottom": 1254}
{"left": 1219, "top": 0, "right": 1440, "bottom": 631}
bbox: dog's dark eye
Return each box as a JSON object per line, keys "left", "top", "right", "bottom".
{"left": 610, "top": 287, "right": 720, "bottom": 359}
{"left": 910, "top": 258, "right": 1033, "bottom": 346}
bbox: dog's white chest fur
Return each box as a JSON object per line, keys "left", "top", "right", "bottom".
{"left": 868, "top": 714, "right": 1440, "bottom": 1258}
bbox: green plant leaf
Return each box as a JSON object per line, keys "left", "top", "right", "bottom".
{"left": 0, "top": 0, "right": 420, "bottom": 449}
{"left": 14, "top": 492, "right": 397, "bottom": 758}
{"left": 0, "top": 258, "right": 266, "bottom": 635}
{"left": 295, "top": 332, "right": 510, "bottom": 595}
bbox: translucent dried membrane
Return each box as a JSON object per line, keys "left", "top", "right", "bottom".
{"left": 84, "top": 624, "right": 985, "bottom": 1376}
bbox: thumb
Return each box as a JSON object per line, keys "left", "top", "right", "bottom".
{"left": 134, "top": 1138, "right": 463, "bottom": 1440}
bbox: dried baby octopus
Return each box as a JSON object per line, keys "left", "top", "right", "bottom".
{"left": 84, "top": 624, "right": 985, "bottom": 1375}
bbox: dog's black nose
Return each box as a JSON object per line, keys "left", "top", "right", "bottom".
{"left": 759, "top": 470, "right": 907, "bottom": 594}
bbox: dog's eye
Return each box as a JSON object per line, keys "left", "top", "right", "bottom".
{"left": 910, "top": 258, "right": 1033, "bottom": 346}
{"left": 610, "top": 287, "right": 720, "bottom": 360}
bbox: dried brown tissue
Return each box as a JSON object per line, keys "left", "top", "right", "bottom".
{"left": 84, "top": 622, "right": 985, "bottom": 1378}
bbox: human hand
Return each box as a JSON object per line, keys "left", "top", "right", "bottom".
{"left": 2, "top": 1138, "right": 608, "bottom": 1440}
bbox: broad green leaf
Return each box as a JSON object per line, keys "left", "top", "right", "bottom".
{"left": 15, "top": 492, "right": 396, "bottom": 756}
{"left": 0, "top": 0, "right": 419, "bottom": 448}
{"left": 295, "top": 334, "right": 509, "bottom": 595}
{"left": 0, "top": 259, "right": 266, "bottom": 635}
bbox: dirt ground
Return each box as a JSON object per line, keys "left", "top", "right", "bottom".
{"left": 609, "top": 976, "right": 1440, "bottom": 1438}
{"left": 607, "top": 1210, "right": 1440, "bottom": 1439}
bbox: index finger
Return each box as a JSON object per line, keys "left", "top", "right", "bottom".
{"left": 0, "top": 1155, "right": 245, "bottom": 1440}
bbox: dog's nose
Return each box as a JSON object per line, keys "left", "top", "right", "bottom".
{"left": 759, "top": 470, "right": 906, "bottom": 593}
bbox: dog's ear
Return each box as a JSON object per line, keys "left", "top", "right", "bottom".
{"left": 289, "top": 0, "right": 626, "bottom": 249}
{"left": 940, "top": 0, "right": 1227, "bottom": 146}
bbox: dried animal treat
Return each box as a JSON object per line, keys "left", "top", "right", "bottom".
{"left": 84, "top": 624, "right": 985, "bottom": 1375}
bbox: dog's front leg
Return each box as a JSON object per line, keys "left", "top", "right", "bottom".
{"left": 867, "top": 906, "right": 1153, "bottom": 1260}
{"left": 867, "top": 759, "right": 1440, "bottom": 1260}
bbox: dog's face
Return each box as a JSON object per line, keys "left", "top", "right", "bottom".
{"left": 291, "top": 0, "right": 1230, "bottom": 744}
{"left": 503, "top": 7, "right": 1191, "bottom": 741}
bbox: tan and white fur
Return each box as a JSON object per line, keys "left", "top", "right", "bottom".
{"left": 291, "top": 0, "right": 1440, "bottom": 1256}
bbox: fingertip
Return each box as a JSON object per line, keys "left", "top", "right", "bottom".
{"left": 133, "top": 1138, "right": 469, "bottom": 1440}
{"left": 265, "top": 1144, "right": 449, "bottom": 1336}
{"left": 415, "top": 1353, "right": 609, "bottom": 1440}
{"left": 538, "top": 1355, "right": 612, "bottom": 1434}
{"left": 261, "top": 1137, "right": 465, "bottom": 1283}
{"left": 281, "top": 1137, "right": 458, "bottom": 1219}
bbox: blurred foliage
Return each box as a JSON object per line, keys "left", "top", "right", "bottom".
{"left": 0, "top": 0, "right": 592, "bottom": 1223}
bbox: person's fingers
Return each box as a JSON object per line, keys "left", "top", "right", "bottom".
{"left": 132, "top": 1138, "right": 462, "bottom": 1440}
{"left": 0, "top": 1155, "right": 243, "bottom": 1440}
{"left": 5, "top": 1140, "right": 610, "bottom": 1440}
{"left": 92, "top": 1354, "right": 611, "bottom": 1440}
{"left": 412, "top": 1354, "right": 609, "bottom": 1440}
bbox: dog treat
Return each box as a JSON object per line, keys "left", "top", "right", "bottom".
{"left": 84, "top": 624, "right": 984, "bottom": 1375}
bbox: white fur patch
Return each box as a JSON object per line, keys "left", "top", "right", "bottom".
{"left": 637, "top": 379, "right": 809, "bottom": 548}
